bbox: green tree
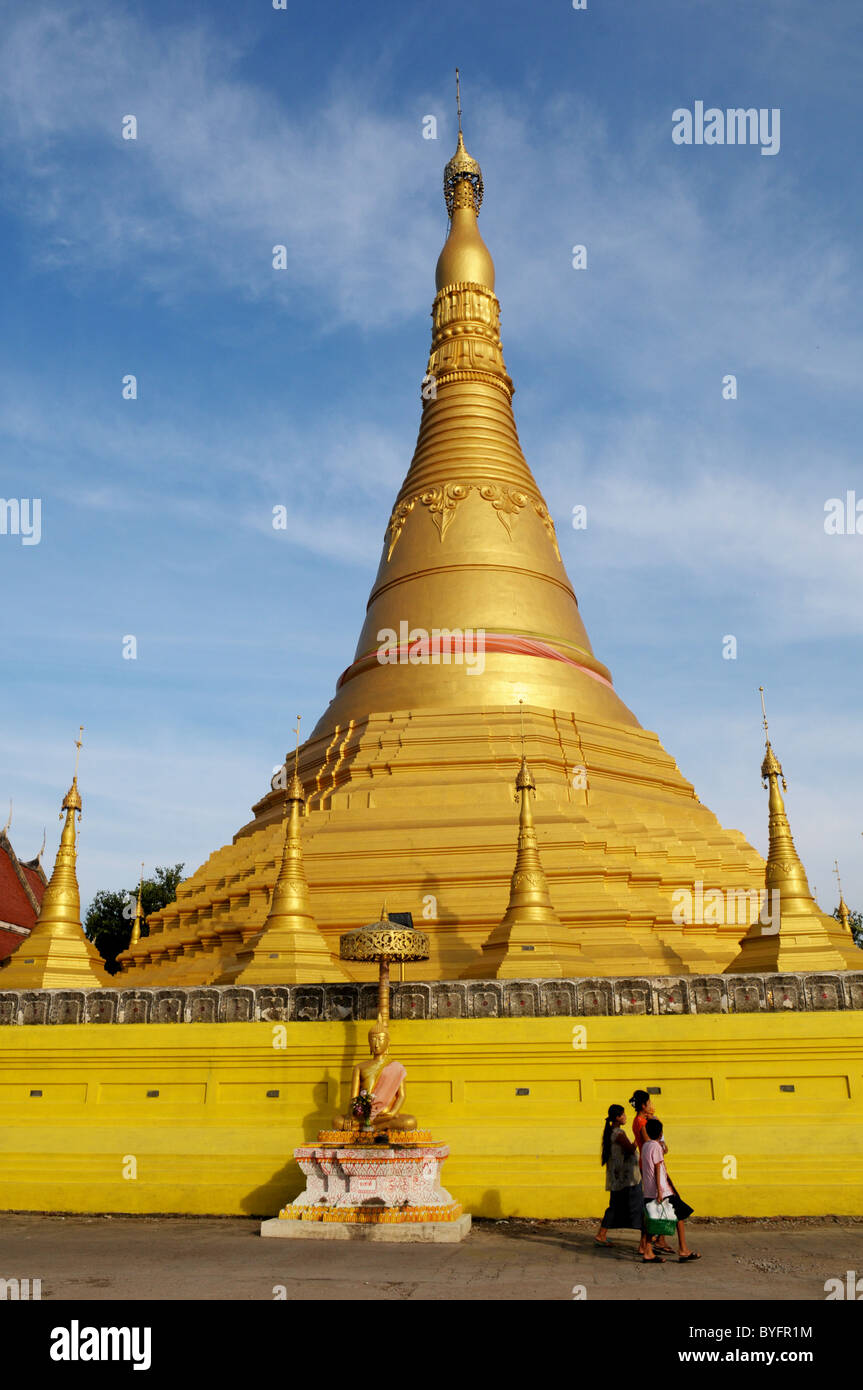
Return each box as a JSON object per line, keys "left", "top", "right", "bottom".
{"left": 85, "top": 863, "right": 184, "bottom": 974}
{"left": 832, "top": 905, "right": 863, "bottom": 950}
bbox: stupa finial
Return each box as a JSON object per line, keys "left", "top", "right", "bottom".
{"left": 759, "top": 687, "right": 786, "bottom": 790}
{"left": 442, "top": 72, "right": 483, "bottom": 221}
{"left": 130, "top": 861, "right": 145, "bottom": 946}
{"left": 286, "top": 714, "right": 303, "bottom": 803}
{"left": 62, "top": 726, "right": 85, "bottom": 814}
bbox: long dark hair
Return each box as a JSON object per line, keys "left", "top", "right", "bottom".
{"left": 601, "top": 1104, "right": 625, "bottom": 1166}
{"left": 629, "top": 1089, "right": 650, "bottom": 1113}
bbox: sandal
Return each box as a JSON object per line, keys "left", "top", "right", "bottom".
{"left": 679, "top": 1252, "right": 701, "bottom": 1262}
{"left": 594, "top": 1237, "right": 612, "bottom": 1246}
{"left": 641, "top": 1255, "right": 665, "bottom": 1264}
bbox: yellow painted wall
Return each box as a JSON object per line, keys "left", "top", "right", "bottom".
{"left": 1, "top": 1013, "right": 861, "bottom": 1218}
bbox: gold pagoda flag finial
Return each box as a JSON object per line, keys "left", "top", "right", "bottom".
{"left": 436, "top": 68, "right": 493, "bottom": 291}
{"left": 285, "top": 714, "right": 303, "bottom": 805}
{"left": 293, "top": 714, "right": 301, "bottom": 776}
{"left": 758, "top": 686, "right": 786, "bottom": 789}
{"left": 130, "top": 861, "right": 145, "bottom": 946}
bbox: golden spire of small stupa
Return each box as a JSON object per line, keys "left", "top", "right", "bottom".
{"left": 1, "top": 727, "right": 110, "bottom": 988}
{"left": 726, "top": 690, "right": 861, "bottom": 972}
{"left": 472, "top": 702, "right": 569, "bottom": 977}
{"left": 130, "top": 862, "right": 145, "bottom": 946}
{"left": 218, "top": 716, "right": 347, "bottom": 984}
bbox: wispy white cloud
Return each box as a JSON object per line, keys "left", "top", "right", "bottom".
{"left": 0, "top": 5, "right": 439, "bottom": 325}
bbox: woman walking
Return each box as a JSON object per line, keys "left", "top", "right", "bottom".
{"left": 595, "top": 1104, "right": 644, "bottom": 1249}
{"left": 629, "top": 1089, "right": 654, "bottom": 1154}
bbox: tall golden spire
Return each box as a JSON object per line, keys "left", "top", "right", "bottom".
{"left": 472, "top": 705, "right": 573, "bottom": 976}
{"left": 130, "top": 862, "right": 145, "bottom": 947}
{"left": 1, "top": 727, "right": 110, "bottom": 988}
{"left": 726, "top": 690, "right": 861, "bottom": 972}
{"left": 218, "top": 717, "right": 347, "bottom": 983}
{"left": 310, "top": 77, "right": 638, "bottom": 738}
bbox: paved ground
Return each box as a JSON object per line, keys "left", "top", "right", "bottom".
{"left": 1, "top": 1214, "right": 859, "bottom": 1300}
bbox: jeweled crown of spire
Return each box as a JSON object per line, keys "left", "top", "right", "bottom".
{"left": 443, "top": 68, "right": 484, "bottom": 216}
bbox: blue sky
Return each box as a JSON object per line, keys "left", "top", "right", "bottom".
{"left": 1, "top": 0, "right": 861, "bottom": 915}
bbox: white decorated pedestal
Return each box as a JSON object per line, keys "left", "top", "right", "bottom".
{"left": 260, "top": 1132, "right": 471, "bottom": 1242}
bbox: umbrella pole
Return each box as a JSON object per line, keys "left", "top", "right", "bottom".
{"left": 378, "top": 957, "right": 391, "bottom": 1030}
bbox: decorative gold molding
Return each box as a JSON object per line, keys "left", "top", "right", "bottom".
{"left": 425, "top": 282, "right": 513, "bottom": 397}
{"left": 386, "top": 482, "right": 561, "bottom": 562}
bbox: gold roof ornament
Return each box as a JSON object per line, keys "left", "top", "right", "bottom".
{"left": 340, "top": 905, "right": 430, "bottom": 1028}
{"left": 130, "top": 862, "right": 145, "bottom": 947}
{"left": 1, "top": 726, "right": 110, "bottom": 988}
{"left": 435, "top": 69, "right": 494, "bottom": 292}
{"left": 726, "top": 690, "right": 862, "bottom": 972}
{"left": 442, "top": 70, "right": 484, "bottom": 217}
{"left": 217, "top": 716, "right": 348, "bottom": 984}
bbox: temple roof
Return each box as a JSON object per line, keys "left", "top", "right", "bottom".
{"left": 0, "top": 829, "right": 46, "bottom": 962}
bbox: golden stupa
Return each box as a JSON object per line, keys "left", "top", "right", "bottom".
{"left": 726, "top": 694, "right": 860, "bottom": 973}
{"left": 2, "top": 729, "right": 110, "bottom": 989}
{"left": 120, "top": 97, "right": 784, "bottom": 987}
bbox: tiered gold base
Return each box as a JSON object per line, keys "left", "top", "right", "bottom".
{"left": 120, "top": 705, "right": 768, "bottom": 983}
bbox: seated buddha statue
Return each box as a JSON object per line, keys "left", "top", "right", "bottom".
{"left": 333, "top": 1016, "right": 417, "bottom": 1132}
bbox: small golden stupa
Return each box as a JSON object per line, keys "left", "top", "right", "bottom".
{"left": 726, "top": 691, "right": 861, "bottom": 973}
{"left": 1, "top": 729, "right": 110, "bottom": 989}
